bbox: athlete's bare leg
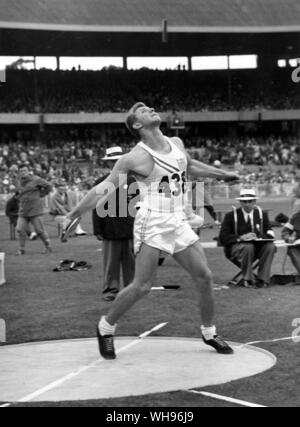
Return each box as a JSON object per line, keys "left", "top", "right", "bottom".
{"left": 173, "top": 241, "right": 214, "bottom": 327}
{"left": 106, "top": 244, "right": 160, "bottom": 326}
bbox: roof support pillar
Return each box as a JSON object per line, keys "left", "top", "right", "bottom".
{"left": 123, "top": 56, "right": 128, "bottom": 70}
{"left": 227, "top": 56, "right": 232, "bottom": 105}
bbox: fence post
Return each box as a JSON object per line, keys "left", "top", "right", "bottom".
{"left": 0, "top": 319, "right": 6, "bottom": 343}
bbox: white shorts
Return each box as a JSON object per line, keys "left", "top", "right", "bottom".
{"left": 134, "top": 208, "right": 199, "bottom": 255}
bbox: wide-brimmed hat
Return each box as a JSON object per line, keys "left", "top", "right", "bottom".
{"left": 102, "top": 147, "right": 123, "bottom": 161}
{"left": 236, "top": 189, "right": 259, "bottom": 201}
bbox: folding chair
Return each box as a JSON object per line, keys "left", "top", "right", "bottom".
{"left": 227, "top": 259, "right": 259, "bottom": 287}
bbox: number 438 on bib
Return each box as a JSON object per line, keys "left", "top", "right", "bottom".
{"left": 158, "top": 172, "right": 186, "bottom": 198}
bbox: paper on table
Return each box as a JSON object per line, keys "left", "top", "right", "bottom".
{"left": 245, "top": 238, "right": 275, "bottom": 242}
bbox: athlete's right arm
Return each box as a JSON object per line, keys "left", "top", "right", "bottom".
{"left": 66, "top": 154, "right": 133, "bottom": 221}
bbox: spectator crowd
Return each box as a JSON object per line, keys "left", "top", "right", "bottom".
{"left": 0, "top": 67, "right": 299, "bottom": 195}
{"left": 0, "top": 130, "right": 299, "bottom": 195}
{"left": 186, "top": 135, "right": 300, "bottom": 168}
{"left": 0, "top": 68, "right": 299, "bottom": 114}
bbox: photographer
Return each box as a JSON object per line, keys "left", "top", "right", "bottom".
{"left": 16, "top": 164, "right": 53, "bottom": 255}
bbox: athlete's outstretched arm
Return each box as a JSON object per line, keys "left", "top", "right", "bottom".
{"left": 171, "top": 136, "right": 239, "bottom": 181}
{"left": 66, "top": 155, "right": 131, "bottom": 220}
{"left": 188, "top": 158, "right": 239, "bottom": 181}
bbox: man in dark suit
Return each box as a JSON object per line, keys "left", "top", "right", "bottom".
{"left": 93, "top": 147, "right": 138, "bottom": 302}
{"left": 281, "top": 206, "right": 300, "bottom": 274}
{"left": 219, "top": 189, "right": 276, "bottom": 288}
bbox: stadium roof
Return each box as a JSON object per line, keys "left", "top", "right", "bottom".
{"left": 0, "top": 0, "right": 299, "bottom": 57}
{"left": 1, "top": 0, "right": 300, "bottom": 32}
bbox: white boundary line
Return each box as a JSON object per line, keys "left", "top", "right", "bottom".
{"left": 0, "top": 322, "right": 168, "bottom": 408}
{"left": 186, "top": 390, "right": 267, "bottom": 408}
{"left": 235, "top": 336, "right": 297, "bottom": 349}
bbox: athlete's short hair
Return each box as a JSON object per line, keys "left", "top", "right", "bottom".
{"left": 125, "top": 102, "right": 146, "bottom": 139}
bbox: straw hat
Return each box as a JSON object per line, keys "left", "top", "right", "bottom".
{"left": 236, "top": 189, "right": 259, "bottom": 201}
{"left": 102, "top": 147, "right": 123, "bottom": 161}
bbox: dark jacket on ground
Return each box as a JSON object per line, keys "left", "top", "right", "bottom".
{"left": 92, "top": 174, "right": 139, "bottom": 241}
{"left": 17, "top": 175, "right": 52, "bottom": 218}
{"left": 220, "top": 207, "right": 274, "bottom": 258}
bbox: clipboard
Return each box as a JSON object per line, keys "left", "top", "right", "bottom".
{"left": 244, "top": 238, "right": 275, "bottom": 243}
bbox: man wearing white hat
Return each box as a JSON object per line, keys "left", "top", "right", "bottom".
{"left": 220, "top": 189, "right": 276, "bottom": 288}
{"left": 102, "top": 147, "right": 124, "bottom": 162}
{"left": 93, "top": 147, "right": 136, "bottom": 302}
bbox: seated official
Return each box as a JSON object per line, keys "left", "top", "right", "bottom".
{"left": 282, "top": 208, "right": 300, "bottom": 275}
{"left": 219, "top": 189, "right": 276, "bottom": 288}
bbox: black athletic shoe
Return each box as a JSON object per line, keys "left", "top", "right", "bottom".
{"left": 96, "top": 328, "right": 116, "bottom": 360}
{"left": 202, "top": 335, "right": 234, "bottom": 355}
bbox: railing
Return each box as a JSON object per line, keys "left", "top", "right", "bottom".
{"left": 0, "top": 183, "right": 297, "bottom": 213}
{"left": 210, "top": 183, "right": 298, "bottom": 200}
{"left": 0, "top": 109, "right": 300, "bottom": 124}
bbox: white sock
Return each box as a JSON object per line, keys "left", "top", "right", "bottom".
{"left": 99, "top": 316, "right": 116, "bottom": 336}
{"left": 201, "top": 325, "right": 217, "bottom": 340}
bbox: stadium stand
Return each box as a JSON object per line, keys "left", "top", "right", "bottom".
{"left": 0, "top": 68, "right": 299, "bottom": 113}
{"left": 0, "top": 129, "right": 299, "bottom": 194}
{"left": 2, "top": 0, "right": 300, "bottom": 29}
{"left": 0, "top": 0, "right": 299, "bottom": 197}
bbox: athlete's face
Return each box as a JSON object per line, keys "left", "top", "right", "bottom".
{"left": 133, "top": 105, "right": 162, "bottom": 131}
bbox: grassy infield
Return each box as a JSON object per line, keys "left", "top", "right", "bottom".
{"left": 0, "top": 200, "right": 299, "bottom": 407}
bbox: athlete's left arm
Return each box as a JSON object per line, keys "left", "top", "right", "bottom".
{"left": 171, "top": 137, "right": 240, "bottom": 181}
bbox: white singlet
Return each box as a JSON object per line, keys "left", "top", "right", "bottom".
{"left": 136, "top": 138, "right": 188, "bottom": 213}
{"left": 134, "top": 138, "right": 199, "bottom": 255}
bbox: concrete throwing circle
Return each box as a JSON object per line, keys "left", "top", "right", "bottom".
{"left": 0, "top": 337, "right": 276, "bottom": 403}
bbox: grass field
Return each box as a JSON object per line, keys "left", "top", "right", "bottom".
{"left": 0, "top": 200, "right": 299, "bottom": 407}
